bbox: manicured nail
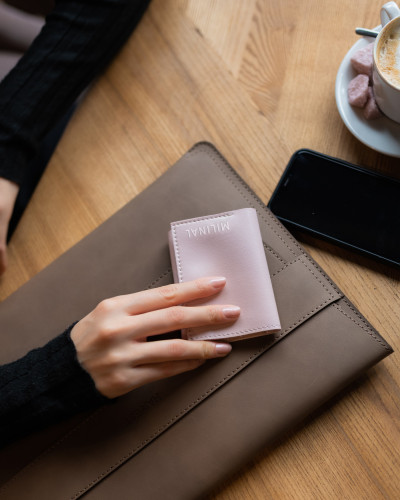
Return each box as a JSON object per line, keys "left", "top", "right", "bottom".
{"left": 209, "top": 277, "right": 226, "bottom": 289}
{"left": 215, "top": 343, "right": 232, "bottom": 355}
{"left": 222, "top": 306, "right": 241, "bottom": 318}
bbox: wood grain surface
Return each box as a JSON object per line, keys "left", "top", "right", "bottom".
{"left": 1, "top": 1, "right": 399, "bottom": 498}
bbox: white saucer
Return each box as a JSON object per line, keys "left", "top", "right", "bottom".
{"left": 335, "top": 32, "right": 400, "bottom": 157}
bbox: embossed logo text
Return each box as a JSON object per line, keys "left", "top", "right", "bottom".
{"left": 185, "top": 221, "right": 230, "bottom": 238}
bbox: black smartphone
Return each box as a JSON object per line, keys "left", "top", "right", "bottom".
{"left": 268, "top": 149, "right": 400, "bottom": 269}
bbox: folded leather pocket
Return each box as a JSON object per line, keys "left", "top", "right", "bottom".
{"left": 271, "top": 254, "right": 341, "bottom": 336}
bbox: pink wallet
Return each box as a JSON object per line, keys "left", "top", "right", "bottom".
{"left": 168, "top": 208, "right": 281, "bottom": 341}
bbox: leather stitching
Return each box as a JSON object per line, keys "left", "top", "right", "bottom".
{"left": 332, "top": 302, "right": 392, "bottom": 351}
{"left": 264, "top": 242, "right": 286, "bottom": 265}
{"left": 146, "top": 269, "right": 172, "bottom": 289}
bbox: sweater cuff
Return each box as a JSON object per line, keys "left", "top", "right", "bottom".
{"left": 49, "top": 323, "right": 110, "bottom": 410}
{"left": 0, "top": 324, "right": 109, "bottom": 447}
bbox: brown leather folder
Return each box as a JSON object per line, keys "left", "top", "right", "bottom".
{"left": 0, "top": 142, "right": 393, "bottom": 499}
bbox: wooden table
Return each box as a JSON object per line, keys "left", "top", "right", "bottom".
{"left": 1, "top": 0, "right": 399, "bottom": 498}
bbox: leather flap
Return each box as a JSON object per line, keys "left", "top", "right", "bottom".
{"left": 272, "top": 254, "right": 341, "bottom": 335}
{"left": 0, "top": 253, "right": 342, "bottom": 500}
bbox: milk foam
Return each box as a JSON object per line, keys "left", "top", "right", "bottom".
{"left": 378, "top": 25, "right": 400, "bottom": 88}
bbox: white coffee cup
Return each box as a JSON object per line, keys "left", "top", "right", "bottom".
{"left": 372, "top": 1, "right": 400, "bottom": 123}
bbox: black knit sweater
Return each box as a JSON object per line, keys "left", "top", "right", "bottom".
{"left": 0, "top": 0, "right": 151, "bottom": 446}
{"left": 0, "top": 0, "right": 151, "bottom": 185}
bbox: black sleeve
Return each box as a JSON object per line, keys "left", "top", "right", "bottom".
{"left": 0, "top": 324, "right": 109, "bottom": 447}
{"left": 0, "top": 0, "right": 151, "bottom": 185}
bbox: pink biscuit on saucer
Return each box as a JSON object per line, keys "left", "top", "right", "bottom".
{"left": 350, "top": 43, "right": 374, "bottom": 77}
{"left": 348, "top": 74, "right": 369, "bottom": 107}
{"left": 364, "top": 86, "right": 382, "bottom": 120}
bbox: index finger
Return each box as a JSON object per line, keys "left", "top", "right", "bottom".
{"left": 116, "top": 277, "right": 227, "bottom": 316}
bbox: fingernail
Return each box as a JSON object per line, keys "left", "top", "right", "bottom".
{"left": 222, "top": 306, "right": 241, "bottom": 318}
{"left": 215, "top": 343, "right": 232, "bottom": 355}
{"left": 209, "top": 277, "right": 226, "bottom": 289}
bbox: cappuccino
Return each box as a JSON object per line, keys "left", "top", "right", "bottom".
{"left": 377, "top": 23, "right": 400, "bottom": 88}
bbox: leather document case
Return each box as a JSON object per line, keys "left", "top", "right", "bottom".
{"left": 168, "top": 208, "right": 281, "bottom": 341}
{"left": 0, "top": 142, "right": 393, "bottom": 500}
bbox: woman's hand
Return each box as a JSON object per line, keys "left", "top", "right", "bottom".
{"left": 71, "top": 277, "right": 240, "bottom": 398}
{"left": 0, "top": 177, "right": 19, "bottom": 275}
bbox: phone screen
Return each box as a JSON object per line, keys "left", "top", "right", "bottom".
{"left": 268, "top": 149, "right": 400, "bottom": 268}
